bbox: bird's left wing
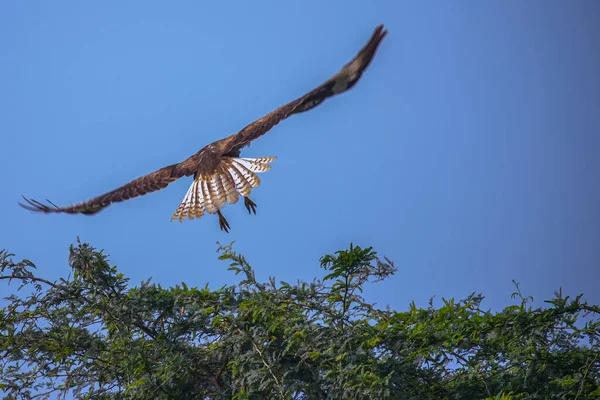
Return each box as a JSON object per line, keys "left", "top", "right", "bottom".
{"left": 19, "top": 162, "right": 192, "bottom": 215}
{"left": 208, "top": 24, "right": 388, "bottom": 155}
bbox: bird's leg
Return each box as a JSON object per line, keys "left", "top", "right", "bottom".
{"left": 217, "top": 210, "right": 231, "bottom": 233}
{"left": 244, "top": 197, "right": 257, "bottom": 214}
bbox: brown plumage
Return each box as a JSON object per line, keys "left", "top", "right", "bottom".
{"left": 19, "top": 25, "right": 388, "bottom": 232}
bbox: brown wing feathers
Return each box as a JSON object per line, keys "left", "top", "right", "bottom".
{"left": 19, "top": 25, "right": 387, "bottom": 220}
{"left": 209, "top": 25, "right": 388, "bottom": 156}
{"left": 19, "top": 163, "right": 186, "bottom": 215}
{"left": 289, "top": 24, "right": 387, "bottom": 116}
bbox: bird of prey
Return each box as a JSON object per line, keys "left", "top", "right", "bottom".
{"left": 19, "top": 25, "right": 387, "bottom": 232}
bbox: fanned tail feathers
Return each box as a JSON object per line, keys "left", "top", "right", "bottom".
{"left": 171, "top": 157, "right": 276, "bottom": 222}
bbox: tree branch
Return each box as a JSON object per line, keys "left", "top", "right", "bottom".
{"left": 0, "top": 274, "right": 59, "bottom": 289}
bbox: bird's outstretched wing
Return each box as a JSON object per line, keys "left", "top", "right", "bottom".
{"left": 20, "top": 25, "right": 387, "bottom": 219}
{"left": 19, "top": 163, "right": 192, "bottom": 215}
{"left": 207, "top": 24, "right": 388, "bottom": 155}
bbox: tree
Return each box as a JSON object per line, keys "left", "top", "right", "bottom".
{"left": 1, "top": 240, "right": 599, "bottom": 399}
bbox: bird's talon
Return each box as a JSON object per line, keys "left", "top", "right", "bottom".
{"left": 244, "top": 197, "right": 257, "bottom": 215}
{"left": 217, "top": 211, "right": 231, "bottom": 232}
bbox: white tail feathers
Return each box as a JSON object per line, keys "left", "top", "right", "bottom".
{"left": 171, "top": 156, "right": 276, "bottom": 222}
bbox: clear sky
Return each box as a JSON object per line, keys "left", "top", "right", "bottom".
{"left": 1, "top": 1, "right": 599, "bottom": 312}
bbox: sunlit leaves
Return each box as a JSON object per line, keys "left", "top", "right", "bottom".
{"left": 0, "top": 242, "right": 599, "bottom": 399}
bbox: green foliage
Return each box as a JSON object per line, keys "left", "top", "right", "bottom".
{"left": 1, "top": 242, "right": 599, "bottom": 399}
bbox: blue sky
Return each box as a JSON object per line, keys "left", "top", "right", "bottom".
{"left": 1, "top": 1, "right": 599, "bottom": 312}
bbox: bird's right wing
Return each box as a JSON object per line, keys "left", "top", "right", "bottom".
{"left": 19, "top": 162, "right": 192, "bottom": 215}
{"left": 208, "top": 24, "right": 388, "bottom": 156}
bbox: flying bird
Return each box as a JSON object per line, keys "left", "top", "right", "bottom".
{"left": 19, "top": 25, "right": 388, "bottom": 232}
